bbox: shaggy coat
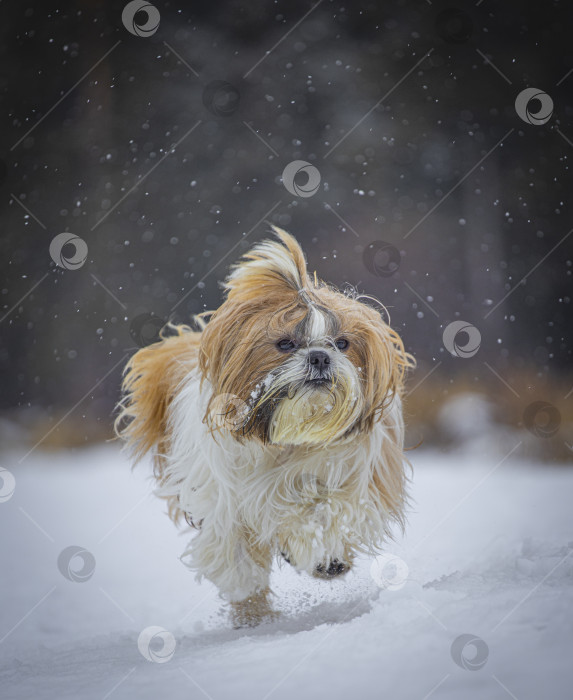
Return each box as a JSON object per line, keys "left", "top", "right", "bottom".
{"left": 116, "top": 228, "right": 414, "bottom": 622}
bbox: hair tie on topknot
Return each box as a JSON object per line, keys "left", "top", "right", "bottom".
{"left": 298, "top": 289, "right": 314, "bottom": 306}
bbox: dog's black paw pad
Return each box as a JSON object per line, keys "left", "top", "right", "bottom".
{"left": 314, "top": 559, "right": 349, "bottom": 579}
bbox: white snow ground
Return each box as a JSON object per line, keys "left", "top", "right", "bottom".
{"left": 0, "top": 444, "right": 572, "bottom": 700}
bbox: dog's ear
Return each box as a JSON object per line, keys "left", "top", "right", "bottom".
{"left": 368, "top": 395, "right": 410, "bottom": 536}
{"left": 338, "top": 297, "right": 414, "bottom": 429}
{"left": 362, "top": 313, "right": 414, "bottom": 414}
{"left": 224, "top": 226, "right": 311, "bottom": 298}
{"left": 353, "top": 305, "right": 413, "bottom": 534}
{"left": 115, "top": 328, "right": 198, "bottom": 464}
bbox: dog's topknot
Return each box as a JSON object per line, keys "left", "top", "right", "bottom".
{"left": 224, "top": 225, "right": 311, "bottom": 297}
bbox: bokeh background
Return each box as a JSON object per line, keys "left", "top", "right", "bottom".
{"left": 1, "top": 0, "right": 572, "bottom": 460}
{"left": 2, "top": 4, "right": 573, "bottom": 699}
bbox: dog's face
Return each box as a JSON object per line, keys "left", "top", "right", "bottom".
{"left": 199, "top": 227, "right": 412, "bottom": 446}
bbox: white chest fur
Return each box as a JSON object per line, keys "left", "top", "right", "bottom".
{"left": 155, "top": 372, "right": 406, "bottom": 601}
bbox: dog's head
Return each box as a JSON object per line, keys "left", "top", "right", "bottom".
{"left": 200, "top": 227, "right": 413, "bottom": 446}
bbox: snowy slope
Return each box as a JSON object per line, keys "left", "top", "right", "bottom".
{"left": 0, "top": 444, "right": 572, "bottom": 700}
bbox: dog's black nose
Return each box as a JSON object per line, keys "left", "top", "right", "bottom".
{"left": 308, "top": 350, "right": 330, "bottom": 373}
{"left": 313, "top": 559, "right": 350, "bottom": 579}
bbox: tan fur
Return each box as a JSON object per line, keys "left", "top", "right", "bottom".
{"left": 114, "top": 326, "right": 200, "bottom": 522}
{"left": 199, "top": 227, "right": 414, "bottom": 442}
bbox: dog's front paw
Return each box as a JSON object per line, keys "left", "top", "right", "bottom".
{"left": 229, "top": 588, "right": 280, "bottom": 629}
{"left": 312, "top": 558, "right": 351, "bottom": 579}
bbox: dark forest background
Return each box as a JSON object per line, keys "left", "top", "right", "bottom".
{"left": 1, "top": 0, "right": 572, "bottom": 458}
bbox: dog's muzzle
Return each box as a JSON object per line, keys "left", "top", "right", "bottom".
{"left": 306, "top": 349, "right": 332, "bottom": 384}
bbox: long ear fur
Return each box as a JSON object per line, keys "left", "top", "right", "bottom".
{"left": 114, "top": 326, "right": 200, "bottom": 486}
{"left": 370, "top": 394, "right": 410, "bottom": 536}
{"left": 357, "top": 306, "right": 414, "bottom": 416}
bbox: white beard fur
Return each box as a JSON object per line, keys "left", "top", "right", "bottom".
{"left": 155, "top": 370, "right": 407, "bottom": 602}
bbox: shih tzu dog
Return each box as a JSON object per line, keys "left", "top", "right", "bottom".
{"left": 116, "top": 227, "right": 414, "bottom": 626}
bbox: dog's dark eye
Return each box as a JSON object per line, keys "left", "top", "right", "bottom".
{"left": 335, "top": 338, "right": 349, "bottom": 351}
{"left": 276, "top": 338, "right": 296, "bottom": 352}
